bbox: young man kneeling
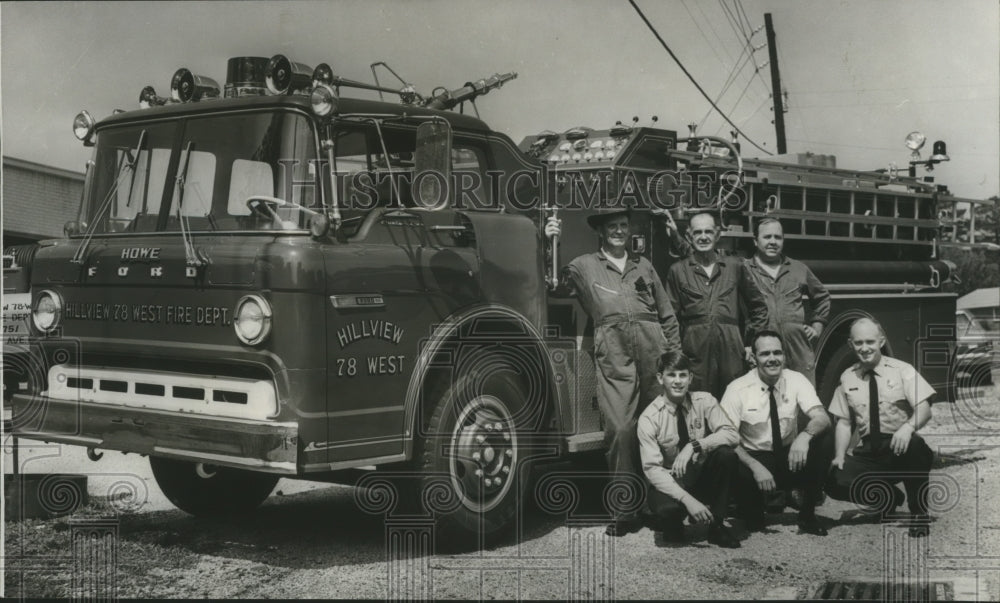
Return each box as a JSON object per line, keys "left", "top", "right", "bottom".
{"left": 637, "top": 351, "right": 741, "bottom": 548}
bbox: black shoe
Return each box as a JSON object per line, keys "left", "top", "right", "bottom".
{"left": 707, "top": 524, "right": 741, "bottom": 548}
{"left": 743, "top": 514, "right": 767, "bottom": 533}
{"left": 605, "top": 517, "right": 642, "bottom": 537}
{"left": 659, "top": 522, "right": 685, "bottom": 544}
{"left": 797, "top": 514, "right": 828, "bottom": 536}
{"left": 878, "top": 487, "right": 907, "bottom": 521}
{"left": 789, "top": 488, "right": 826, "bottom": 511}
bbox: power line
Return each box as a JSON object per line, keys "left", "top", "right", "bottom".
{"left": 680, "top": 0, "right": 730, "bottom": 71}
{"left": 629, "top": 0, "right": 773, "bottom": 155}
{"left": 794, "top": 84, "right": 997, "bottom": 94}
{"left": 698, "top": 42, "right": 757, "bottom": 130}
{"left": 714, "top": 75, "right": 757, "bottom": 136}
{"left": 734, "top": 1, "right": 771, "bottom": 96}
{"left": 692, "top": 0, "right": 738, "bottom": 65}
{"left": 737, "top": 96, "right": 772, "bottom": 128}
{"left": 793, "top": 96, "right": 996, "bottom": 109}
{"left": 719, "top": 0, "right": 770, "bottom": 97}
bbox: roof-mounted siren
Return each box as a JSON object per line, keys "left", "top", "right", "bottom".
{"left": 170, "top": 68, "right": 221, "bottom": 103}
{"left": 139, "top": 86, "right": 170, "bottom": 109}
{"left": 265, "top": 54, "right": 313, "bottom": 95}
{"left": 225, "top": 57, "right": 269, "bottom": 98}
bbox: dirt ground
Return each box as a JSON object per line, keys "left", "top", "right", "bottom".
{"left": 4, "top": 377, "right": 999, "bottom": 599}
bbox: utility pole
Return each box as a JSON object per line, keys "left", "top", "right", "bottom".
{"left": 764, "top": 13, "right": 787, "bottom": 154}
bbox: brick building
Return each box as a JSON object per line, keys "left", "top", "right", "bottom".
{"left": 3, "top": 156, "right": 84, "bottom": 247}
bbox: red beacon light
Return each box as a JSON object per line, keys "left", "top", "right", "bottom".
{"left": 265, "top": 54, "right": 313, "bottom": 95}
{"left": 170, "top": 68, "right": 221, "bottom": 103}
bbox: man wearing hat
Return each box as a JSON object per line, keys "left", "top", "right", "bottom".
{"left": 546, "top": 208, "right": 681, "bottom": 536}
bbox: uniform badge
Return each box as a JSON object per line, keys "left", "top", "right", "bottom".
{"left": 693, "top": 418, "right": 703, "bottom": 430}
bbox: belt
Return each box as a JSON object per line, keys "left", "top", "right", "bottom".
{"left": 681, "top": 315, "right": 739, "bottom": 326}
{"left": 596, "top": 312, "right": 660, "bottom": 327}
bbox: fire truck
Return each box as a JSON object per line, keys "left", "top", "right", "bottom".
{"left": 11, "top": 54, "right": 972, "bottom": 540}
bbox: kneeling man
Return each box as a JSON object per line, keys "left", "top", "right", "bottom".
{"left": 722, "top": 330, "right": 832, "bottom": 535}
{"left": 825, "top": 317, "right": 935, "bottom": 537}
{"left": 638, "top": 351, "right": 741, "bottom": 548}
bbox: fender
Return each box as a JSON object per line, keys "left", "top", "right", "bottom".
{"left": 401, "top": 303, "right": 563, "bottom": 459}
{"left": 815, "top": 307, "right": 882, "bottom": 364}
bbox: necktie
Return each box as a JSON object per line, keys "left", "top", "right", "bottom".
{"left": 866, "top": 369, "right": 880, "bottom": 452}
{"left": 676, "top": 403, "right": 690, "bottom": 450}
{"left": 768, "top": 385, "right": 785, "bottom": 458}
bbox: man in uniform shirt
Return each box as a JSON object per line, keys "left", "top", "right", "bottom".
{"left": 545, "top": 209, "right": 682, "bottom": 536}
{"left": 665, "top": 212, "right": 769, "bottom": 399}
{"left": 743, "top": 218, "right": 831, "bottom": 385}
{"left": 638, "top": 350, "right": 741, "bottom": 548}
{"left": 825, "top": 317, "right": 935, "bottom": 537}
{"left": 722, "top": 330, "right": 832, "bottom": 535}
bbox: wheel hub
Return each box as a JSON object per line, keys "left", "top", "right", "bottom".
{"left": 450, "top": 395, "right": 517, "bottom": 513}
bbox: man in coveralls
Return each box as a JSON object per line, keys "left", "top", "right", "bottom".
{"left": 743, "top": 218, "right": 830, "bottom": 385}
{"left": 545, "top": 208, "right": 682, "bottom": 536}
{"left": 825, "top": 317, "right": 935, "bottom": 537}
{"left": 665, "top": 212, "right": 769, "bottom": 399}
{"left": 638, "top": 350, "right": 741, "bottom": 548}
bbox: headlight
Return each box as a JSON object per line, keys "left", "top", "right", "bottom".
{"left": 310, "top": 83, "right": 339, "bottom": 117}
{"left": 233, "top": 295, "right": 272, "bottom": 345}
{"left": 73, "top": 111, "right": 95, "bottom": 142}
{"left": 32, "top": 290, "right": 63, "bottom": 333}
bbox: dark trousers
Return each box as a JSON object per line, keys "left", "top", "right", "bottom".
{"left": 647, "top": 446, "right": 738, "bottom": 527}
{"left": 734, "top": 431, "right": 834, "bottom": 519}
{"left": 825, "top": 433, "right": 933, "bottom": 515}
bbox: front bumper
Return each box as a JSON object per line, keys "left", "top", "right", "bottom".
{"left": 11, "top": 394, "right": 298, "bottom": 474}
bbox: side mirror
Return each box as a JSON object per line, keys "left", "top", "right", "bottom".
{"left": 412, "top": 120, "right": 452, "bottom": 210}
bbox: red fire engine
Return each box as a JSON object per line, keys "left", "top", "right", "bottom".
{"left": 11, "top": 54, "right": 973, "bottom": 540}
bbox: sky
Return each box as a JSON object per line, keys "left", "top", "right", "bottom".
{"left": 2, "top": 0, "right": 998, "bottom": 200}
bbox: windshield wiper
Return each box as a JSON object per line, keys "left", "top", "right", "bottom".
{"left": 173, "top": 141, "right": 206, "bottom": 266}
{"left": 72, "top": 130, "right": 147, "bottom": 264}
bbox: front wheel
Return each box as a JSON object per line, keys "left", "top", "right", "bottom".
{"left": 414, "top": 368, "right": 549, "bottom": 545}
{"left": 150, "top": 457, "right": 279, "bottom": 517}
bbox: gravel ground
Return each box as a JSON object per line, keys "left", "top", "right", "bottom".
{"left": 5, "top": 377, "right": 1000, "bottom": 599}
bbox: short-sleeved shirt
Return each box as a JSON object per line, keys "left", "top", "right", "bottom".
{"left": 829, "top": 356, "right": 935, "bottom": 441}
{"left": 638, "top": 392, "right": 738, "bottom": 500}
{"left": 720, "top": 368, "right": 823, "bottom": 452}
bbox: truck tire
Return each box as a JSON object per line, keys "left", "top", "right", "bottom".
{"left": 818, "top": 345, "right": 856, "bottom": 408}
{"left": 149, "top": 457, "right": 278, "bottom": 517}
{"left": 414, "top": 366, "right": 549, "bottom": 547}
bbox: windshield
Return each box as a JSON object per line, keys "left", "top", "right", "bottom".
{"left": 333, "top": 122, "right": 488, "bottom": 236}
{"left": 80, "top": 110, "right": 318, "bottom": 234}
